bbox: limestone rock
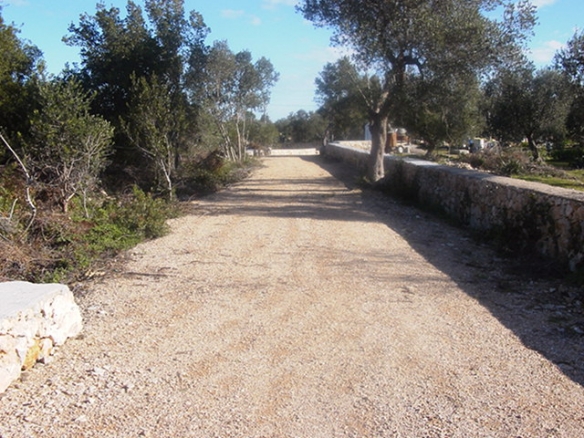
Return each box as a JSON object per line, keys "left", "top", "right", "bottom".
{"left": 0, "top": 281, "right": 83, "bottom": 393}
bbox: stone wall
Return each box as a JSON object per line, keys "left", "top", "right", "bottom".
{"left": 0, "top": 282, "right": 83, "bottom": 393}
{"left": 324, "top": 142, "right": 584, "bottom": 272}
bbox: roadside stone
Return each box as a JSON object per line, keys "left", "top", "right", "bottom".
{"left": 0, "top": 281, "right": 83, "bottom": 394}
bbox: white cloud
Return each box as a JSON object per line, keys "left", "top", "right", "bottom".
{"left": 294, "top": 46, "right": 353, "bottom": 64}
{"left": 262, "top": 0, "right": 299, "bottom": 10}
{"left": 529, "top": 40, "right": 565, "bottom": 64}
{"left": 0, "top": 0, "right": 29, "bottom": 6}
{"left": 221, "top": 9, "right": 261, "bottom": 26}
{"left": 531, "top": 0, "right": 559, "bottom": 8}
{"left": 221, "top": 9, "right": 245, "bottom": 19}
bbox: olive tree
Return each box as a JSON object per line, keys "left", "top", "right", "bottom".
{"left": 298, "top": 0, "right": 536, "bottom": 182}
{"left": 485, "top": 65, "right": 573, "bottom": 160}
{"left": 315, "top": 57, "right": 371, "bottom": 141}
{"left": 555, "top": 31, "right": 584, "bottom": 144}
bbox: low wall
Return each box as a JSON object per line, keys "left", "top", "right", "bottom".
{"left": 324, "top": 142, "right": 584, "bottom": 272}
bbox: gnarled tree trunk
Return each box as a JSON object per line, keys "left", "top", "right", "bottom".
{"left": 367, "top": 114, "right": 388, "bottom": 183}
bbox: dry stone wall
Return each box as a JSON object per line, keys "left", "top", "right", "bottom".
{"left": 325, "top": 142, "right": 584, "bottom": 272}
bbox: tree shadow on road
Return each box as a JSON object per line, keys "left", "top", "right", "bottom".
{"left": 304, "top": 154, "right": 584, "bottom": 388}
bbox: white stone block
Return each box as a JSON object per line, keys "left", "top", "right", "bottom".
{"left": 0, "top": 281, "right": 83, "bottom": 393}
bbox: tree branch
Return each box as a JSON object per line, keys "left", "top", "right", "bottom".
{"left": 0, "top": 132, "right": 37, "bottom": 235}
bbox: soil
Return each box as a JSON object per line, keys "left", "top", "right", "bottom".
{"left": 1, "top": 155, "right": 584, "bottom": 437}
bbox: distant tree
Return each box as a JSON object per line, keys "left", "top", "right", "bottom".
{"left": 248, "top": 114, "right": 279, "bottom": 147}
{"left": 27, "top": 79, "right": 113, "bottom": 213}
{"left": 315, "top": 57, "right": 370, "bottom": 141}
{"left": 402, "top": 72, "right": 484, "bottom": 153}
{"left": 485, "top": 65, "right": 572, "bottom": 160}
{"left": 555, "top": 31, "right": 584, "bottom": 86}
{"left": 298, "top": 0, "right": 536, "bottom": 182}
{"left": 555, "top": 31, "right": 584, "bottom": 145}
{"left": 196, "top": 40, "right": 278, "bottom": 161}
{"left": 276, "top": 110, "right": 327, "bottom": 144}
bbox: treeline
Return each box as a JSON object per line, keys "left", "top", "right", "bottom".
{"left": 0, "top": 1, "right": 280, "bottom": 282}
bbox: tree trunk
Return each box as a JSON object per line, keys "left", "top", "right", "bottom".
{"left": 526, "top": 135, "right": 540, "bottom": 161}
{"left": 235, "top": 114, "right": 243, "bottom": 162}
{"left": 368, "top": 114, "right": 387, "bottom": 183}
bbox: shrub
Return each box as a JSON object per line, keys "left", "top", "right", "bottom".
{"left": 28, "top": 186, "right": 172, "bottom": 283}
{"left": 114, "top": 186, "right": 170, "bottom": 240}
{"left": 177, "top": 151, "right": 255, "bottom": 198}
{"left": 460, "top": 147, "right": 531, "bottom": 176}
{"left": 550, "top": 145, "right": 584, "bottom": 169}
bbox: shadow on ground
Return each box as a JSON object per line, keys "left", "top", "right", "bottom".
{"left": 305, "top": 154, "right": 584, "bottom": 388}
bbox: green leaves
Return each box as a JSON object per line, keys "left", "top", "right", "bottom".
{"left": 195, "top": 40, "right": 279, "bottom": 161}
{"left": 486, "top": 65, "right": 573, "bottom": 159}
{"left": 27, "top": 79, "right": 113, "bottom": 212}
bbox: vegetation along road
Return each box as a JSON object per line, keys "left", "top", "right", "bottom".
{"left": 1, "top": 156, "right": 584, "bottom": 437}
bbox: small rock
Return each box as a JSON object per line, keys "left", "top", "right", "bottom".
{"left": 91, "top": 367, "right": 107, "bottom": 377}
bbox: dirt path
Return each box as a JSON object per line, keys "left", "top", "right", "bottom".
{"left": 1, "top": 156, "right": 584, "bottom": 437}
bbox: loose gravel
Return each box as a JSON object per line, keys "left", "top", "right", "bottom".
{"left": 1, "top": 155, "right": 583, "bottom": 437}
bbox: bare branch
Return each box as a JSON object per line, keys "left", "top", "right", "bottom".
{"left": 0, "top": 132, "right": 37, "bottom": 235}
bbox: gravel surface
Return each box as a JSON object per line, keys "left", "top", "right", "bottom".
{"left": 1, "top": 155, "right": 584, "bottom": 437}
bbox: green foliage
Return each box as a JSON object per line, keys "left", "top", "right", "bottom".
{"left": 64, "top": 0, "right": 210, "bottom": 170}
{"left": 122, "top": 74, "right": 181, "bottom": 200}
{"left": 315, "top": 57, "right": 370, "bottom": 140}
{"left": 403, "top": 72, "right": 485, "bottom": 153}
{"left": 275, "top": 110, "right": 327, "bottom": 144}
{"left": 500, "top": 158, "right": 524, "bottom": 177}
{"left": 248, "top": 115, "right": 279, "bottom": 147}
{"left": 27, "top": 78, "right": 113, "bottom": 212}
{"left": 0, "top": 7, "right": 42, "bottom": 139}
{"left": 194, "top": 40, "right": 279, "bottom": 161}
{"left": 114, "top": 186, "right": 170, "bottom": 240}
{"left": 485, "top": 66, "right": 573, "bottom": 160}
{"left": 549, "top": 145, "right": 584, "bottom": 169}
{"left": 299, "top": 0, "right": 537, "bottom": 181}
{"left": 43, "top": 186, "right": 171, "bottom": 283}
{"left": 177, "top": 152, "right": 253, "bottom": 196}
{"left": 0, "top": 182, "right": 172, "bottom": 283}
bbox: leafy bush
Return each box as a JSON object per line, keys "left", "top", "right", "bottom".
{"left": 499, "top": 157, "right": 524, "bottom": 176}
{"left": 550, "top": 145, "right": 584, "bottom": 168}
{"left": 177, "top": 151, "right": 255, "bottom": 198}
{"left": 113, "top": 186, "right": 170, "bottom": 240}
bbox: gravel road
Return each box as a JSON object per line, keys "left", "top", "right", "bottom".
{"left": 1, "top": 155, "right": 584, "bottom": 437}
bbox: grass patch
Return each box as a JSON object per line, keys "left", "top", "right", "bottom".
{"left": 514, "top": 173, "right": 584, "bottom": 191}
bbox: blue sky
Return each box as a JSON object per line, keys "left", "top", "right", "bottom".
{"left": 1, "top": 0, "right": 583, "bottom": 121}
